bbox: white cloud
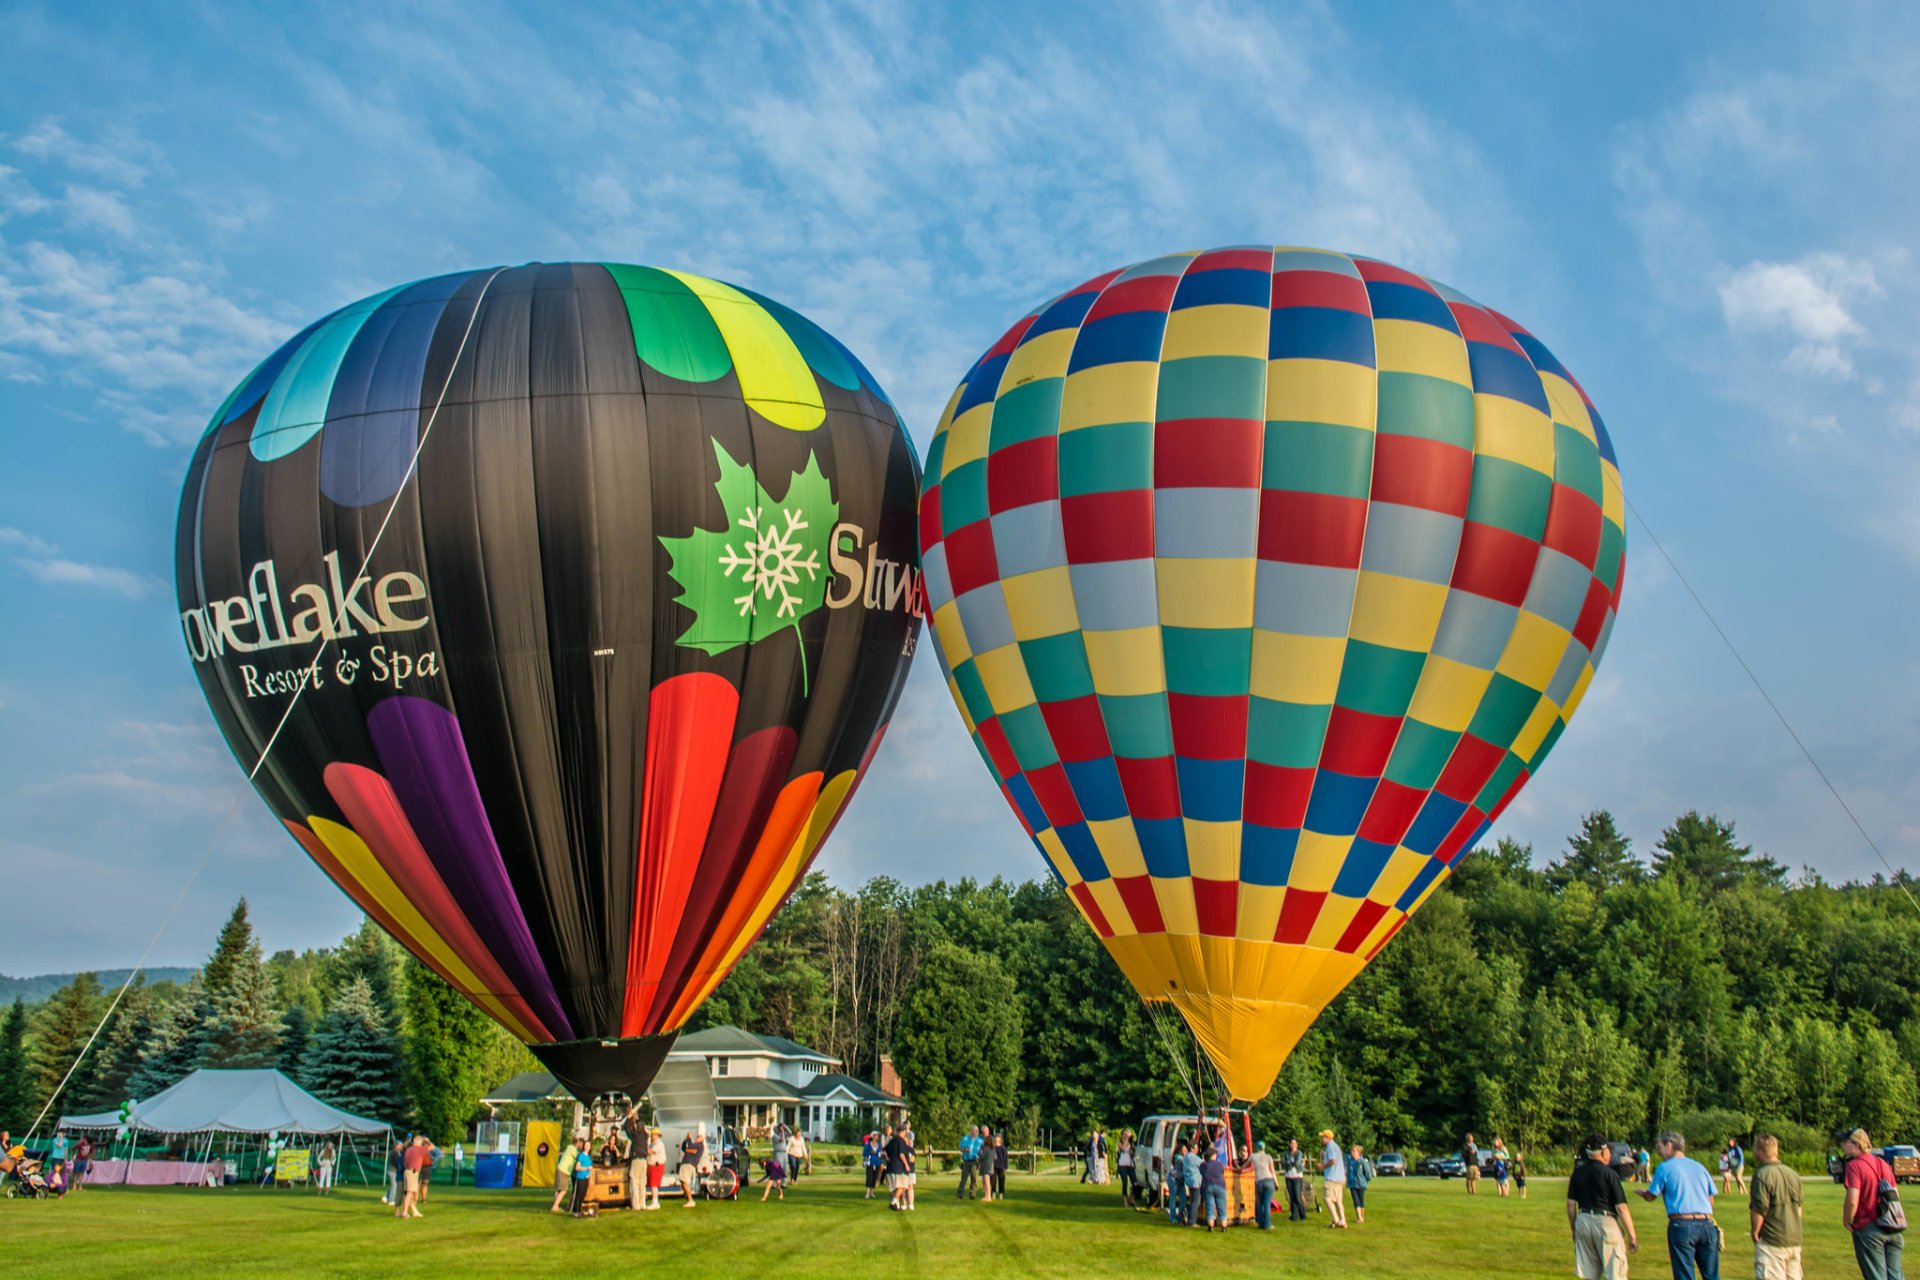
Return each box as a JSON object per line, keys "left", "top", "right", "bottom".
{"left": 1719, "top": 253, "right": 1880, "bottom": 380}
{"left": 1, "top": 525, "right": 164, "bottom": 597}
{"left": 11, "top": 116, "right": 156, "bottom": 187}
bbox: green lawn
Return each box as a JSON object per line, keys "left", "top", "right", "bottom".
{"left": 10, "top": 1168, "right": 1869, "bottom": 1277}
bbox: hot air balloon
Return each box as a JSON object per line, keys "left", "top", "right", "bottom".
{"left": 176, "top": 263, "right": 921, "bottom": 1100}
{"left": 918, "top": 247, "right": 1624, "bottom": 1102}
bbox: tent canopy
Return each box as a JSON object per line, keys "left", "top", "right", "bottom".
{"left": 60, "top": 1068, "right": 389, "bottom": 1136}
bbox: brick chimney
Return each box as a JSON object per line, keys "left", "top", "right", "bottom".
{"left": 878, "top": 1053, "right": 903, "bottom": 1099}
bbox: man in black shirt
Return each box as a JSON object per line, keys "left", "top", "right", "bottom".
{"left": 1568, "top": 1134, "right": 1639, "bottom": 1279}
{"left": 883, "top": 1126, "right": 912, "bottom": 1211}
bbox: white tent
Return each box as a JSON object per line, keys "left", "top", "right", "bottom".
{"left": 61, "top": 1068, "right": 389, "bottom": 1135}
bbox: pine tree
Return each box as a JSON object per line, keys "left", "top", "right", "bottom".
{"left": 301, "top": 977, "right": 405, "bottom": 1123}
{"left": 202, "top": 900, "right": 256, "bottom": 1000}
{"left": 0, "top": 999, "right": 32, "bottom": 1133}
{"left": 197, "top": 933, "right": 282, "bottom": 1070}
{"left": 1548, "top": 810, "right": 1644, "bottom": 890}
{"left": 1652, "top": 811, "right": 1785, "bottom": 891}
{"left": 127, "top": 977, "right": 207, "bottom": 1100}
{"left": 402, "top": 959, "right": 490, "bottom": 1144}
{"left": 320, "top": 919, "right": 402, "bottom": 1026}
{"left": 79, "top": 981, "right": 153, "bottom": 1111}
{"left": 279, "top": 1004, "right": 312, "bottom": 1081}
{"left": 28, "top": 973, "right": 103, "bottom": 1125}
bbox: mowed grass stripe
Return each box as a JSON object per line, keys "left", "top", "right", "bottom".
{"left": 10, "top": 1171, "right": 1866, "bottom": 1278}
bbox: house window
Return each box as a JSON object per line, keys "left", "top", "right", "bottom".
{"left": 710, "top": 1056, "right": 729, "bottom": 1077}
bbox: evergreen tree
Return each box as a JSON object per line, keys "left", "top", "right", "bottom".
{"left": 202, "top": 900, "right": 256, "bottom": 1000}
{"left": 79, "top": 980, "right": 154, "bottom": 1111}
{"left": 28, "top": 973, "right": 103, "bottom": 1125}
{"left": 0, "top": 999, "right": 33, "bottom": 1132}
{"left": 1653, "top": 811, "right": 1785, "bottom": 891}
{"left": 320, "top": 919, "right": 402, "bottom": 1026}
{"left": 278, "top": 1004, "right": 313, "bottom": 1081}
{"left": 127, "top": 977, "right": 208, "bottom": 1099}
{"left": 401, "top": 959, "right": 491, "bottom": 1143}
{"left": 196, "top": 928, "right": 282, "bottom": 1070}
{"left": 301, "top": 976, "right": 406, "bottom": 1123}
{"left": 1548, "top": 810, "right": 1643, "bottom": 890}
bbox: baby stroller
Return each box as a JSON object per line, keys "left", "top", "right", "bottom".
{"left": 2, "top": 1156, "right": 53, "bottom": 1200}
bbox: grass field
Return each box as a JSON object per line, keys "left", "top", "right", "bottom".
{"left": 10, "top": 1167, "right": 1871, "bottom": 1277}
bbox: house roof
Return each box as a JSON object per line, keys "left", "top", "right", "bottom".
{"left": 801, "top": 1073, "right": 905, "bottom": 1105}
{"left": 670, "top": 1024, "right": 838, "bottom": 1061}
{"left": 711, "top": 1078, "right": 803, "bottom": 1102}
{"left": 479, "top": 1071, "right": 568, "bottom": 1105}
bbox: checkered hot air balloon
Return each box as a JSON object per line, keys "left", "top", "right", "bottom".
{"left": 918, "top": 247, "right": 1625, "bottom": 1102}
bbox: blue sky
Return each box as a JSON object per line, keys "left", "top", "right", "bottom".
{"left": 2, "top": 1, "right": 1917, "bottom": 972}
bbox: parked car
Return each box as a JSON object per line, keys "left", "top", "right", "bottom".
{"left": 1417, "top": 1152, "right": 1466, "bottom": 1178}
{"left": 1375, "top": 1152, "right": 1408, "bottom": 1177}
{"left": 1879, "top": 1144, "right": 1919, "bottom": 1184}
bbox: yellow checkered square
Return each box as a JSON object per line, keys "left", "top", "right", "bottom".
{"left": 1035, "top": 828, "right": 1076, "bottom": 885}
{"left": 1404, "top": 656, "right": 1496, "bottom": 732}
{"left": 972, "top": 644, "right": 1037, "bottom": 716}
{"left": 1265, "top": 358, "right": 1376, "bottom": 428}
{"left": 1307, "top": 895, "right": 1366, "bottom": 949}
{"left": 1372, "top": 319, "right": 1470, "bottom": 382}
{"left": 1060, "top": 362, "right": 1160, "bottom": 432}
{"left": 1540, "top": 374, "right": 1597, "bottom": 444}
{"left": 1287, "top": 831, "right": 1350, "bottom": 892}
{"left": 1153, "top": 876, "right": 1199, "bottom": 936}
{"left": 1088, "top": 818, "right": 1147, "bottom": 879}
{"left": 930, "top": 600, "right": 972, "bottom": 665}
{"left": 1250, "top": 632, "right": 1343, "bottom": 704}
{"left": 1473, "top": 394, "right": 1554, "bottom": 475}
{"left": 1083, "top": 627, "right": 1166, "bottom": 696}
{"left": 1085, "top": 879, "right": 1133, "bottom": 936}
{"left": 1601, "top": 461, "right": 1625, "bottom": 529}
{"left": 1001, "top": 328, "right": 1076, "bottom": 389}
{"left": 1156, "top": 557, "right": 1256, "bottom": 628}
{"left": 1236, "top": 884, "right": 1287, "bottom": 943}
{"left": 1161, "top": 304, "right": 1270, "bottom": 361}
{"left": 1348, "top": 571, "right": 1448, "bottom": 650}
{"left": 1511, "top": 697, "right": 1561, "bottom": 761}
{"left": 1495, "top": 610, "right": 1572, "bottom": 691}
{"left": 1002, "top": 567, "right": 1080, "bottom": 641}
{"left": 1368, "top": 847, "right": 1429, "bottom": 906}
{"left": 942, "top": 401, "right": 995, "bottom": 471}
{"left": 1184, "top": 819, "right": 1242, "bottom": 881}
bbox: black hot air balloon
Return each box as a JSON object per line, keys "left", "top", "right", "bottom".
{"left": 175, "top": 264, "right": 922, "bottom": 1098}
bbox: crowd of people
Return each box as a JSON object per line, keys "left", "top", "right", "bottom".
{"left": 1564, "top": 1126, "right": 1906, "bottom": 1280}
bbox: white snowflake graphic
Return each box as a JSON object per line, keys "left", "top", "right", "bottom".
{"left": 718, "top": 504, "right": 820, "bottom": 618}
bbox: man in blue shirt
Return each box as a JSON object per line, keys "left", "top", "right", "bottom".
{"left": 1639, "top": 1131, "right": 1720, "bottom": 1280}
{"left": 957, "top": 1125, "right": 981, "bottom": 1200}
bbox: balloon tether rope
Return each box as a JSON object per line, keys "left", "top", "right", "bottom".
{"left": 21, "top": 268, "right": 506, "bottom": 1143}
{"left": 1626, "top": 498, "right": 1919, "bottom": 918}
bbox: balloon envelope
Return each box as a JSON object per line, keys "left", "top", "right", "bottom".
{"left": 918, "top": 247, "right": 1624, "bottom": 1100}
{"left": 177, "top": 263, "right": 921, "bottom": 1098}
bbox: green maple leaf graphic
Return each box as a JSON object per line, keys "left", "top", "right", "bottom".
{"left": 660, "top": 439, "right": 839, "bottom": 689}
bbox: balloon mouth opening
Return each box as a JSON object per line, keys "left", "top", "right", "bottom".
{"left": 529, "top": 1032, "right": 679, "bottom": 1102}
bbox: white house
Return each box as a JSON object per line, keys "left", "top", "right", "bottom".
{"left": 480, "top": 1025, "right": 907, "bottom": 1144}
{"left": 671, "top": 1025, "right": 907, "bottom": 1141}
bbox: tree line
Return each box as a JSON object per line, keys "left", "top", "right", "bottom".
{"left": 3, "top": 807, "right": 1915, "bottom": 1161}
{"left": 695, "top": 809, "right": 1920, "bottom": 1157}
{"left": 0, "top": 902, "right": 538, "bottom": 1144}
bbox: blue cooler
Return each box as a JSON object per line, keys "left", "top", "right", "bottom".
{"left": 473, "top": 1153, "right": 520, "bottom": 1188}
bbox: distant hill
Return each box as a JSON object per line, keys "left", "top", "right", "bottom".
{"left": 0, "top": 969, "right": 196, "bottom": 1005}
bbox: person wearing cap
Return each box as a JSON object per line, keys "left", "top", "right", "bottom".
{"left": 644, "top": 1126, "right": 666, "bottom": 1210}
{"left": 1840, "top": 1128, "right": 1904, "bottom": 1280}
{"left": 1569, "top": 1133, "right": 1639, "bottom": 1280}
{"left": 1319, "top": 1128, "right": 1348, "bottom": 1229}
{"left": 1464, "top": 1132, "right": 1481, "bottom": 1196}
{"left": 1637, "top": 1130, "right": 1719, "bottom": 1279}
{"left": 1747, "top": 1133, "right": 1803, "bottom": 1280}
